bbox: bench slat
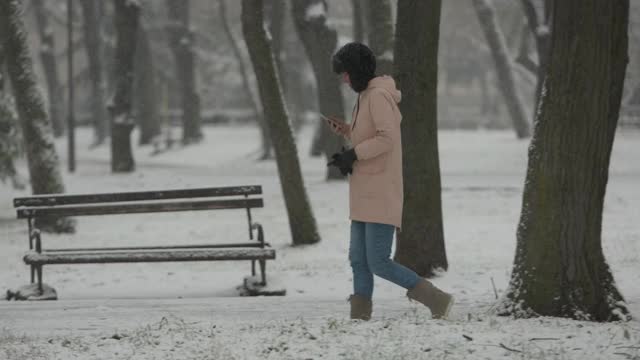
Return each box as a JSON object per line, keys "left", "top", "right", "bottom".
{"left": 14, "top": 185, "right": 262, "bottom": 207}
{"left": 17, "top": 198, "right": 263, "bottom": 218}
{"left": 24, "top": 248, "right": 275, "bottom": 265}
{"left": 43, "top": 243, "right": 265, "bottom": 253}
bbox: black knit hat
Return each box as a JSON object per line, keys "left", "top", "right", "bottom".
{"left": 332, "top": 42, "right": 376, "bottom": 92}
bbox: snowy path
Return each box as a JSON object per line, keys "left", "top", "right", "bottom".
{"left": 0, "top": 297, "right": 484, "bottom": 337}
{"left": 2, "top": 297, "right": 638, "bottom": 360}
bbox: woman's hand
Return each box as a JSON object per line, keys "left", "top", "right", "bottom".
{"left": 322, "top": 114, "right": 350, "bottom": 138}
{"left": 328, "top": 147, "right": 357, "bottom": 176}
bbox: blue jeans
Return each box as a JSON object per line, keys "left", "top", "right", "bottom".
{"left": 349, "top": 221, "right": 420, "bottom": 299}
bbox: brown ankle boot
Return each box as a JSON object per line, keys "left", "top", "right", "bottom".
{"left": 407, "top": 278, "right": 454, "bottom": 319}
{"left": 349, "top": 294, "right": 372, "bottom": 320}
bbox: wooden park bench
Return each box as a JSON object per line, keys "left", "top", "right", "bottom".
{"left": 11, "top": 185, "right": 284, "bottom": 300}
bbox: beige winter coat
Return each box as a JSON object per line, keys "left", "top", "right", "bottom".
{"left": 346, "top": 76, "right": 403, "bottom": 228}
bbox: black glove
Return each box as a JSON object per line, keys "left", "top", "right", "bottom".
{"left": 328, "top": 147, "right": 357, "bottom": 176}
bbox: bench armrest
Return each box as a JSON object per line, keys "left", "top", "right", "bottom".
{"left": 29, "top": 229, "right": 42, "bottom": 252}
{"left": 251, "top": 222, "right": 266, "bottom": 247}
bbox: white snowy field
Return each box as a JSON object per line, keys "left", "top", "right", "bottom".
{"left": 1, "top": 125, "right": 639, "bottom": 359}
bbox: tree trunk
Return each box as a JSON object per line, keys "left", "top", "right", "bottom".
{"left": 500, "top": 0, "right": 631, "bottom": 322}
{"left": 351, "top": 0, "right": 365, "bottom": 43}
{"left": 166, "top": 0, "right": 203, "bottom": 144}
{"left": 79, "top": 0, "right": 109, "bottom": 146}
{"left": 99, "top": 1, "right": 116, "bottom": 97}
{"left": 31, "top": 0, "right": 65, "bottom": 137}
{"left": 282, "top": 26, "right": 312, "bottom": 134}
{"left": 520, "top": 0, "right": 552, "bottom": 119}
{"left": 514, "top": 23, "right": 537, "bottom": 76}
{"left": 479, "top": 71, "right": 495, "bottom": 115}
{"left": 267, "top": 0, "right": 286, "bottom": 93}
{"left": 473, "top": 0, "right": 531, "bottom": 139}
{"left": 218, "top": 0, "right": 271, "bottom": 160}
{"left": 0, "top": 45, "right": 21, "bottom": 187}
{"left": 359, "top": 0, "right": 371, "bottom": 43}
{"left": 242, "top": 0, "right": 320, "bottom": 246}
{"left": 109, "top": 0, "right": 138, "bottom": 173}
{"left": 393, "top": 0, "right": 447, "bottom": 277}
{"left": 627, "top": 82, "right": 640, "bottom": 106}
{"left": 366, "top": 0, "right": 394, "bottom": 75}
{"left": 0, "top": 0, "right": 74, "bottom": 233}
{"left": 0, "top": 93, "right": 20, "bottom": 187}
{"left": 134, "top": 23, "right": 160, "bottom": 146}
{"left": 291, "top": 0, "right": 345, "bottom": 180}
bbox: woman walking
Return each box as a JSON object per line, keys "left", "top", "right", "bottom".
{"left": 326, "top": 42, "right": 454, "bottom": 321}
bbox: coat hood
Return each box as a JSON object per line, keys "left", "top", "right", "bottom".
{"left": 367, "top": 75, "right": 402, "bottom": 103}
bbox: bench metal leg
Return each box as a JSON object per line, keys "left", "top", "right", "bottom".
{"left": 259, "top": 260, "right": 266, "bottom": 286}
{"left": 251, "top": 260, "right": 256, "bottom": 276}
{"left": 30, "top": 266, "right": 35, "bottom": 284}
{"left": 36, "top": 266, "right": 43, "bottom": 295}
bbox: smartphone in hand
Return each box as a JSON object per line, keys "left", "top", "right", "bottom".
{"left": 320, "top": 113, "right": 348, "bottom": 136}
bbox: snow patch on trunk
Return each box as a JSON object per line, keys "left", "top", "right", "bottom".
{"left": 536, "top": 24, "right": 550, "bottom": 37}
{"left": 305, "top": 3, "right": 326, "bottom": 21}
{"left": 378, "top": 50, "right": 394, "bottom": 61}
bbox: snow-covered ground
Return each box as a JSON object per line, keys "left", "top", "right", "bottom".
{"left": 1, "top": 125, "right": 639, "bottom": 359}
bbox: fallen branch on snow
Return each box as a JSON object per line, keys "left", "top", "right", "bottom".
{"left": 499, "top": 343, "right": 523, "bottom": 353}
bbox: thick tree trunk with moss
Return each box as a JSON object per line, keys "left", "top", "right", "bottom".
{"left": 499, "top": 0, "right": 631, "bottom": 322}
{"left": 134, "top": 24, "right": 160, "bottom": 146}
{"left": 31, "top": 0, "right": 65, "bottom": 137}
{"left": 166, "top": 0, "right": 202, "bottom": 144}
{"left": 109, "top": 0, "right": 138, "bottom": 173}
{"left": 291, "top": 0, "right": 345, "bottom": 180}
{"left": 242, "top": 0, "right": 320, "bottom": 245}
{"left": 0, "top": 44, "right": 21, "bottom": 187}
{"left": 219, "top": 0, "right": 271, "bottom": 160}
{"left": 0, "top": 0, "right": 74, "bottom": 233}
{"left": 393, "top": 0, "right": 447, "bottom": 277}
{"left": 473, "top": 0, "right": 531, "bottom": 139}
{"left": 79, "top": 0, "right": 109, "bottom": 146}
{"left": 366, "top": 0, "right": 393, "bottom": 75}
{"left": 0, "top": 94, "right": 20, "bottom": 187}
